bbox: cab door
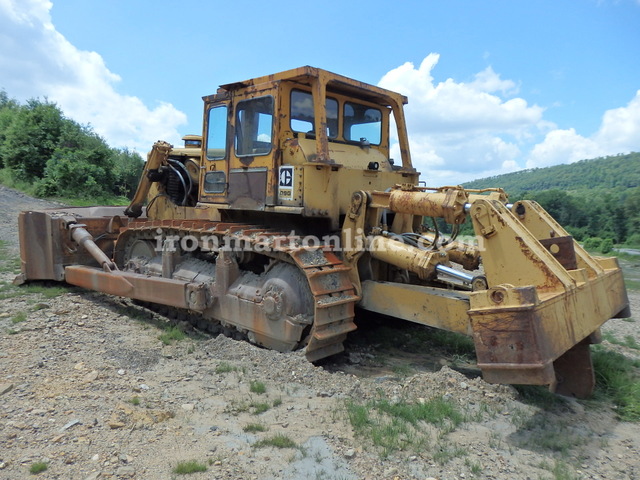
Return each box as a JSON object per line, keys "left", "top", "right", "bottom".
{"left": 226, "top": 92, "right": 276, "bottom": 210}
{"left": 199, "top": 103, "right": 230, "bottom": 204}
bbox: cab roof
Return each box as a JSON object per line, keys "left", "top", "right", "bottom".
{"left": 212, "top": 66, "right": 408, "bottom": 108}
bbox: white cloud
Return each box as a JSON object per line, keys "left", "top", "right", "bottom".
{"left": 379, "top": 54, "right": 545, "bottom": 184}
{"left": 380, "top": 54, "right": 544, "bottom": 135}
{"left": 0, "top": 0, "right": 186, "bottom": 152}
{"left": 469, "top": 66, "right": 519, "bottom": 96}
{"left": 526, "top": 129, "right": 602, "bottom": 168}
{"left": 526, "top": 90, "right": 640, "bottom": 168}
{"left": 380, "top": 55, "right": 640, "bottom": 184}
{"left": 594, "top": 90, "right": 640, "bottom": 152}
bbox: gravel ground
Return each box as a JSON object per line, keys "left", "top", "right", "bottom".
{"left": 0, "top": 184, "right": 639, "bottom": 480}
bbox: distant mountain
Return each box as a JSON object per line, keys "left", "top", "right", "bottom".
{"left": 463, "top": 152, "right": 640, "bottom": 194}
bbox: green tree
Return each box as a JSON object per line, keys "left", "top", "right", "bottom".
{"left": 1, "top": 98, "right": 64, "bottom": 180}
{"left": 35, "top": 121, "right": 115, "bottom": 197}
{"left": 111, "top": 148, "right": 144, "bottom": 197}
{"left": 600, "top": 238, "right": 614, "bottom": 254}
{"left": 0, "top": 90, "right": 20, "bottom": 168}
{"left": 623, "top": 187, "right": 640, "bottom": 242}
{"left": 523, "top": 189, "right": 588, "bottom": 228}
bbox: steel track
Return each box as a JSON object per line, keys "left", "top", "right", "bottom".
{"left": 117, "top": 219, "right": 359, "bottom": 361}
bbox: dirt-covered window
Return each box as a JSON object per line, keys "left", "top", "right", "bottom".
{"left": 235, "top": 96, "right": 273, "bottom": 156}
{"left": 290, "top": 90, "right": 338, "bottom": 139}
{"left": 344, "top": 102, "right": 382, "bottom": 145}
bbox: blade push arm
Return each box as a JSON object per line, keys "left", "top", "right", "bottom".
{"left": 124, "top": 140, "right": 173, "bottom": 218}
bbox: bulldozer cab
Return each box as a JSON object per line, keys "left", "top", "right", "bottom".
{"left": 198, "top": 66, "right": 418, "bottom": 228}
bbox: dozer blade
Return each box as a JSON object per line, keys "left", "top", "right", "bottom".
{"left": 467, "top": 199, "right": 629, "bottom": 397}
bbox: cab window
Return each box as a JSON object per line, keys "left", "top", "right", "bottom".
{"left": 206, "top": 106, "right": 227, "bottom": 160}
{"left": 290, "top": 90, "right": 338, "bottom": 139}
{"left": 344, "top": 102, "right": 382, "bottom": 145}
{"left": 235, "top": 96, "right": 273, "bottom": 156}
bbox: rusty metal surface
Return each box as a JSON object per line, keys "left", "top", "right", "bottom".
{"left": 116, "top": 220, "right": 359, "bottom": 361}
{"left": 470, "top": 292, "right": 556, "bottom": 386}
{"left": 227, "top": 168, "right": 268, "bottom": 209}
{"left": 18, "top": 208, "right": 129, "bottom": 283}
{"left": 368, "top": 235, "right": 447, "bottom": 281}
{"left": 64, "top": 265, "right": 209, "bottom": 311}
{"left": 469, "top": 275, "right": 626, "bottom": 395}
{"left": 359, "top": 280, "right": 471, "bottom": 335}
{"left": 387, "top": 188, "right": 468, "bottom": 225}
{"left": 69, "top": 225, "right": 116, "bottom": 271}
{"left": 18, "top": 211, "right": 64, "bottom": 282}
{"left": 539, "top": 235, "right": 578, "bottom": 270}
{"left": 552, "top": 337, "right": 596, "bottom": 398}
{"left": 125, "top": 141, "right": 172, "bottom": 218}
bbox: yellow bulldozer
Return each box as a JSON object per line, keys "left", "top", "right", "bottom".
{"left": 15, "top": 66, "right": 630, "bottom": 398}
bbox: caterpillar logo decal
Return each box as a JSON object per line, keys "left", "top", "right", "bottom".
{"left": 278, "top": 166, "right": 294, "bottom": 199}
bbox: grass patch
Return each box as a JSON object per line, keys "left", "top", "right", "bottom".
{"left": 158, "top": 326, "right": 186, "bottom": 345}
{"left": 272, "top": 397, "right": 282, "bottom": 407}
{"left": 592, "top": 346, "right": 640, "bottom": 421}
{"left": 0, "top": 240, "right": 20, "bottom": 274}
{"left": 427, "top": 329, "right": 476, "bottom": 357}
{"left": 0, "top": 281, "right": 73, "bottom": 301}
{"left": 373, "top": 397, "right": 464, "bottom": 428}
{"left": 0, "top": 169, "right": 132, "bottom": 208}
{"left": 224, "top": 399, "right": 250, "bottom": 415}
{"left": 29, "top": 462, "right": 48, "bottom": 474}
{"left": 433, "top": 441, "right": 467, "bottom": 464}
{"left": 225, "top": 399, "right": 272, "bottom": 416}
{"left": 550, "top": 460, "right": 580, "bottom": 480}
{"left": 465, "top": 458, "right": 482, "bottom": 475}
{"left": 49, "top": 194, "right": 131, "bottom": 207}
{"left": 514, "top": 415, "right": 587, "bottom": 455}
{"left": 345, "top": 396, "right": 464, "bottom": 458}
{"left": 253, "top": 434, "right": 297, "bottom": 449}
{"left": 243, "top": 423, "right": 267, "bottom": 433}
{"left": 20, "top": 283, "right": 71, "bottom": 299}
{"left": 354, "top": 322, "right": 476, "bottom": 363}
{"left": 172, "top": 460, "right": 207, "bottom": 474}
{"left": 215, "top": 361, "right": 238, "bottom": 374}
{"left": 128, "top": 396, "right": 140, "bottom": 406}
{"left": 251, "top": 401, "right": 271, "bottom": 415}
{"left": 603, "top": 331, "right": 640, "bottom": 350}
{"left": 625, "top": 278, "right": 640, "bottom": 291}
{"left": 513, "top": 384, "right": 565, "bottom": 409}
{"left": 391, "top": 364, "right": 414, "bottom": 376}
{"left": 0, "top": 284, "right": 21, "bottom": 301}
{"left": 538, "top": 459, "right": 580, "bottom": 480}
{"left": 249, "top": 380, "right": 266, "bottom": 394}
{"left": 11, "top": 311, "right": 27, "bottom": 324}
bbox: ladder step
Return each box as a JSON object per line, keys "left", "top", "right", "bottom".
{"left": 316, "top": 294, "right": 359, "bottom": 309}
{"left": 312, "top": 321, "right": 357, "bottom": 341}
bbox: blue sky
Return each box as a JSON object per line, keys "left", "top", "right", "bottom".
{"left": 1, "top": 0, "right": 639, "bottom": 185}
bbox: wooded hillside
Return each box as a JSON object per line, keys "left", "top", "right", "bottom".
{"left": 464, "top": 153, "right": 640, "bottom": 193}
{"left": 464, "top": 153, "right": 640, "bottom": 248}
